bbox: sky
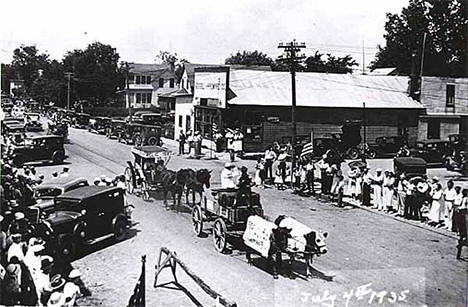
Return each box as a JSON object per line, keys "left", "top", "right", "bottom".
{"left": 0, "top": 0, "right": 409, "bottom": 69}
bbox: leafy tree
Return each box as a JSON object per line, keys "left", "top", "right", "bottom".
{"left": 11, "top": 45, "right": 50, "bottom": 92}
{"left": 303, "top": 51, "right": 357, "bottom": 73}
{"left": 370, "top": 0, "right": 467, "bottom": 76}
{"left": 155, "top": 50, "right": 187, "bottom": 82}
{"left": 63, "top": 42, "right": 126, "bottom": 105}
{"left": 225, "top": 50, "right": 273, "bottom": 66}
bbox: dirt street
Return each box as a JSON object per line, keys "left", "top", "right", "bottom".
{"left": 34, "top": 128, "right": 467, "bottom": 307}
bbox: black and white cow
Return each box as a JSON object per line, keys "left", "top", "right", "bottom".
{"left": 275, "top": 215, "right": 328, "bottom": 277}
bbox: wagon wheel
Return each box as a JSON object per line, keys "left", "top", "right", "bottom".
{"left": 192, "top": 205, "right": 204, "bottom": 236}
{"left": 141, "top": 180, "right": 150, "bottom": 201}
{"left": 213, "top": 218, "right": 227, "bottom": 253}
{"left": 124, "top": 167, "right": 134, "bottom": 194}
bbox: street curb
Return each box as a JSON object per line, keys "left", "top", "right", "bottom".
{"left": 339, "top": 197, "right": 459, "bottom": 240}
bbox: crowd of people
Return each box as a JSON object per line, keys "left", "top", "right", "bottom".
{"left": 251, "top": 145, "right": 468, "bottom": 238}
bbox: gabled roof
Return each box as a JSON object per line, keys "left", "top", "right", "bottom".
{"left": 127, "top": 63, "right": 172, "bottom": 74}
{"left": 228, "top": 70, "right": 423, "bottom": 109}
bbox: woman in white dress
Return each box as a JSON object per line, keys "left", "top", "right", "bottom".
{"left": 428, "top": 183, "right": 443, "bottom": 226}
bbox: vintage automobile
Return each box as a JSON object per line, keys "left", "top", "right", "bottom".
{"left": 132, "top": 112, "right": 163, "bottom": 125}
{"left": 410, "top": 140, "right": 452, "bottom": 165}
{"left": 118, "top": 123, "right": 162, "bottom": 146}
{"left": 3, "top": 122, "right": 26, "bottom": 136}
{"left": 393, "top": 157, "right": 427, "bottom": 178}
{"left": 369, "top": 136, "right": 407, "bottom": 158}
{"left": 24, "top": 112, "right": 43, "bottom": 131}
{"left": 448, "top": 134, "right": 467, "bottom": 152}
{"left": 89, "top": 116, "right": 112, "bottom": 134}
{"left": 48, "top": 120, "right": 69, "bottom": 138}
{"left": 72, "top": 113, "right": 90, "bottom": 129}
{"left": 11, "top": 135, "right": 66, "bottom": 167}
{"left": 31, "top": 177, "right": 89, "bottom": 212}
{"left": 48, "top": 186, "right": 132, "bottom": 257}
{"left": 106, "top": 119, "right": 126, "bottom": 139}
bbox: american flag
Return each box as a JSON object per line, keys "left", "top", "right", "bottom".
{"left": 300, "top": 142, "right": 314, "bottom": 158}
{"left": 127, "top": 255, "right": 146, "bottom": 307}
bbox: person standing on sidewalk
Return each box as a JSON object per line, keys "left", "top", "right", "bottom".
{"left": 371, "top": 169, "right": 384, "bottom": 210}
{"left": 177, "top": 132, "right": 186, "bottom": 155}
{"left": 305, "top": 158, "right": 315, "bottom": 196}
{"left": 264, "top": 146, "right": 277, "bottom": 181}
{"left": 443, "top": 180, "right": 456, "bottom": 230}
{"left": 428, "top": 183, "right": 443, "bottom": 226}
{"left": 452, "top": 186, "right": 463, "bottom": 233}
{"left": 361, "top": 168, "right": 372, "bottom": 206}
{"left": 335, "top": 175, "right": 345, "bottom": 207}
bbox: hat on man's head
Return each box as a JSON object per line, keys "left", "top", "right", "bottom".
{"left": 41, "top": 255, "right": 54, "bottom": 270}
{"left": 49, "top": 274, "right": 66, "bottom": 291}
{"left": 9, "top": 200, "right": 19, "bottom": 208}
{"left": 68, "top": 269, "right": 81, "bottom": 279}
{"left": 224, "top": 162, "right": 233, "bottom": 168}
{"left": 14, "top": 212, "right": 25, "bottom": 220}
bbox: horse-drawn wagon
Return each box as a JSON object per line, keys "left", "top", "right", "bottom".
{"left": 124, "top": 146, "right": 172, "bottom": 200}
{"left": 192, "top": 188, "right": 264, "bottom": 253}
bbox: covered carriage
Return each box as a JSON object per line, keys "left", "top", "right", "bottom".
{"left": 124, "top": 146, "right": 171, "bottom": 200}
{"left": 192, "top": 188, "right": 264, "bottom": 253}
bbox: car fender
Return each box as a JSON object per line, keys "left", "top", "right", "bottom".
{"left": 73, "top": 221, "right": 88, "bottom": 240}
{"left": 112, "top": 213, "right": 128, "bottom": 228}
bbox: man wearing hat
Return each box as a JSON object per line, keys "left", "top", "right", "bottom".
{"left": 4, "top": 263, "right": 22, "bottom": 305}
{"left": 47, "top": 274, "right": 67, "bottom": 306}
{"left": 8, "top": 211, "right": 29, "bottom": 237}
{"left": 221, "top": 162, "right": 239, "bottom": 189}
{"left": 98, "top": 175, "right": 107, "bottom": 186}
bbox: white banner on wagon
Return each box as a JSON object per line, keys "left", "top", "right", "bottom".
{"left": 242, "top": 215, "right": 276, "bottom": 258}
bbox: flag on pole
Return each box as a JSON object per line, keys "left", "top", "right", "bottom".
{"left": 127, "top": 255, "right": 146, "bottom": 307}
{"left": 300, "top": 142, "right": 313, "bottom": 158}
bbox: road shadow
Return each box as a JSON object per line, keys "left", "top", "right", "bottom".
{"left": 155, "top": 281, "right": 203, "bottom": 307}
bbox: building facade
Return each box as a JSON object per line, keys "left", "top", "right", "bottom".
{"left": 174, "top": 67, "right": 425, "bottom": 152}
{"left": 124, "top": 63, "right": 177, "bottom": 109}
{"left": 418, "top": 76, "right": 468, "bottom": 141}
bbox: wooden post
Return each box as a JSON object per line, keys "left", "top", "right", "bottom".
{"left": 154, "top": 247, "right": 237, "bottom": 307}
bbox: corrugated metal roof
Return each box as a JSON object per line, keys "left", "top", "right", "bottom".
{"left": 228, "top": 70, "right": 423, "bottom": 109}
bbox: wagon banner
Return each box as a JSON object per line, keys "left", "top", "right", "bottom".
{"left": 242, "top": 216, "right": 276, "bottom": 258}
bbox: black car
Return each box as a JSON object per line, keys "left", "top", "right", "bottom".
{"left": 11, "top": 135, "right": 66, "bottom": 167}
{"left": 28, "top": 186, "right": 132, "bottom": 259}
{"left": 72, "top": 113, "right": 90, "bottom": 129}
{"left": 24, "top": 112, "right": 43, "bottom": 131}
{"left": 410, "top": 140, "right": 452, "bottom": 165}
{"left": 32, "top": 177, "right": 89, "bottom": 212}
{"left": 54, "top": 186, "right": 130, "bottom": 242}
{"left": 89, "top": 117, "right": 111, "bottom": 134}
{"left": 370, "top": 136, "right": 407, "bottom": 157}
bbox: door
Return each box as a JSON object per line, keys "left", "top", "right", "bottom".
{"left": 32, "top": 139, "right": 50, "bottom": 160}
{"left": 85, "top": 195, "right": 109, "bottom": 237}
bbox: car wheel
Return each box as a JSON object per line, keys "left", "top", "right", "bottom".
{"left": 58, "top": 237, "right": 76, "bottom": 261}
{"left": 147, "top": 136, "right": 158, "bottom": 146}
{"left": 114, "top": 218, "right": 127, "bottom": 240}
{"left": 52, "top": 151, "right": 65, "bottom": 164}
{"left": 367, "top": 149, "right": 377, "bottom": 159}
{"left": 348, "top": 147, "right": 360, "bottom": 160}
{"left": 13, "top": 155, "right": 24, "bottom": 168}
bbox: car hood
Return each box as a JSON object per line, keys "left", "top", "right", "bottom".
{"left": 45, "top": 210, "right": 82, "bottom": 225}
{"left": 32, "top": 199, "right": 55, "bottom": 210}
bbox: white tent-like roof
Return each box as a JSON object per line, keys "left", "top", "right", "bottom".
{"left": 228, "top": 70, "right": 423, "bottom": 109}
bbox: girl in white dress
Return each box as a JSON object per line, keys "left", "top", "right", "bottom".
{"left": 428, "top": 183, "right": 443, "bottom": 226}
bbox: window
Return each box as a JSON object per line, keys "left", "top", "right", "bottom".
{"left": 136, "top": 93, "right": 142, "bottom": 104}
{"left": 146, "top": 76, "right": 152, "bottom": 84}
{"left": 169, "top": 78, "right": 175, "bottom": 88}
{"left": 200, "top": 98, "right": 207, "bottom": 106}
{"left": 185, "top": 115, "right": 191, "bottom": 132}
{"left": 159, "top": 78, "right": 164, "bottom": 88}
{"left": 136, "top": 75, "right": 141, "bottom": 84}
{"left": 178, "top": 115, "right": 183, "bottom": 127}
{"left": 427, "top": 119, "right": 440, "bottom": 139}
{"left": 446, "top": 84, "right": 455, "bottom": 107}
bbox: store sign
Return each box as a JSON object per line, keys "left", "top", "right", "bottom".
{"left": 194, "top": 72, "right": 227, "bottom": 108}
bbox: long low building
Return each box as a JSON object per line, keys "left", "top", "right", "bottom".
{"left": 175, "top": 66, "right": 425, "bottom": 152}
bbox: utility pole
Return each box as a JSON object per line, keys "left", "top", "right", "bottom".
{"left": 362, "top": 102, "right": 366, "bottom": 144}
{"left": 65, "top": 72, "right": 73, "bottom": 110}
{"left": 420, "top": 33, "right": 427, "bottom": 77}
{"left": 278, "top": 40, "right": 306, "bottom": 184}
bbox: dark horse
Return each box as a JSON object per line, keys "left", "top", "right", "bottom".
{"left": 176, "top": 168, "right": 212, "bottom": 206}
{"left": 246, "top": 226, "right": 291, "bottom": 279}
{"left": 158, "top": 169, "right": 184, "bottom": 211}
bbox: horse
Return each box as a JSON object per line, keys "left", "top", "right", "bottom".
{"left": 275, "top": 215, "right": 328, "bottom": 277}
{"left": 158, "top": 169, "right": 184, "bottom": 211}
{"left": 177, "top": 168, "right": 212, "bottom": 206}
